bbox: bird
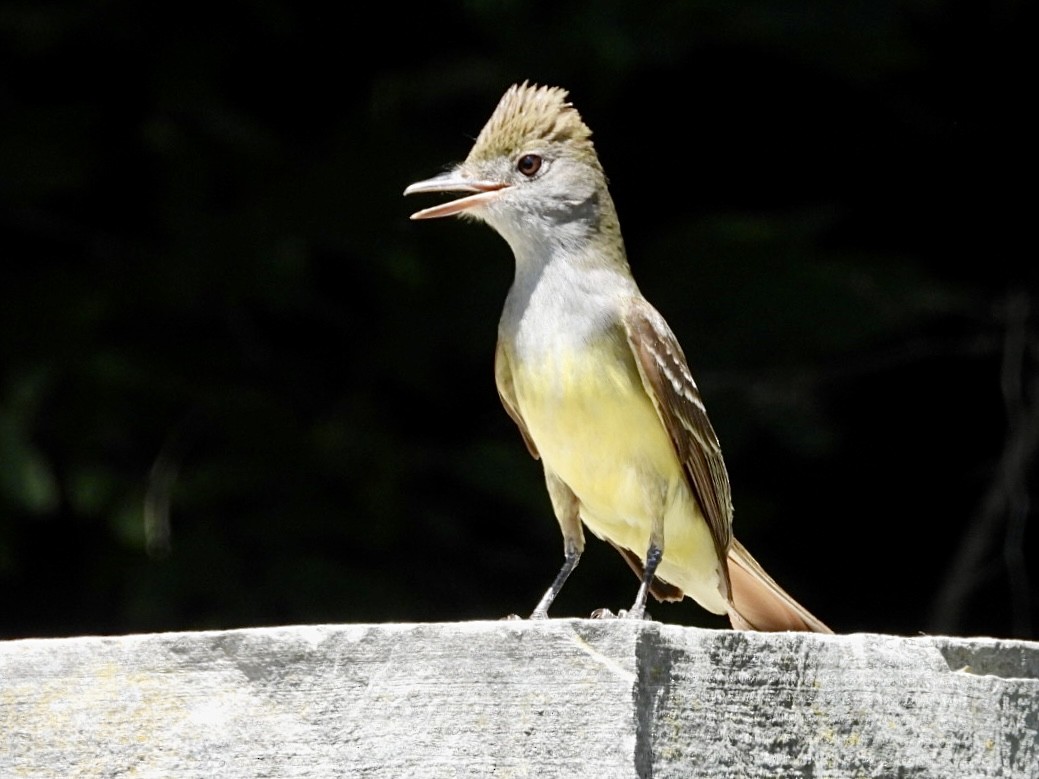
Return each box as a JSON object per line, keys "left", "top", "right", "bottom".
{"left": 404, "top": 82, "right": 831, "bottom": 632}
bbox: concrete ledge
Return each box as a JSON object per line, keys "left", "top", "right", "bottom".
{"left": 2, "top": 621, "right": 1037, "bottom": 777}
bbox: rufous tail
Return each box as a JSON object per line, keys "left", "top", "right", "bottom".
{"left": 726, "top": 539, "right": 832, "bottom": 633}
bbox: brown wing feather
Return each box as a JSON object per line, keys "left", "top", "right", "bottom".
{"left": 494, "top": 340, "right": 539, "bottom": 459}
{"left": 622, "top": 297, "right": 733, "bottom": 600}
{"left": 623, "top": 299, "right": 832, "bottom": 633}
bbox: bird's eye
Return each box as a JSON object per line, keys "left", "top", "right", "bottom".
{"left": 517, "top": 154, "right": 542, "bottom": 177}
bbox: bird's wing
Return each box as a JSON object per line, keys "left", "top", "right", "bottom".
{"left": 494, "top": 339, "right": 539, "bottom": 459}
{"left": 622, "top": 297, "right": 733, "bottom": 591}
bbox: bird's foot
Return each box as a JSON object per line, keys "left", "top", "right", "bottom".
{"left": 590, "top": 607, "right": 651, "bottom": 621}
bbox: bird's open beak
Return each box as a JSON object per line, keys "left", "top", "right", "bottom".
{"left": 403, "top": 170, "right": 509, "bottom": 220}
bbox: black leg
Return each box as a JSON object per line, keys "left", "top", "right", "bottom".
{"left": 627, "top": 541, "right": 663, "bottom": 620}
{"left": 530, "top": 541, "right": 581, "bottom": 619}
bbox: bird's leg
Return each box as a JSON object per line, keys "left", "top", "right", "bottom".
{"left": 530, "top": 470, "right": 585, "bottom": 619}
{"left": 626, "top": 541, "right": 663, "bottom": 620}
{"left": 627, "top": 503, "right": 666, "bottom": 620}
{"left": 530, "top": 539, "right": 581, "bottom": 619}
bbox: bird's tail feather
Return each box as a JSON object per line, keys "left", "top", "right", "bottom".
{"left": 726, "top": 539, "right": 832, "bottom": 633}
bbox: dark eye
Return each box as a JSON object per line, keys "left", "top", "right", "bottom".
{"left": 517, "top": 154, "right": 542, "bottom": 177}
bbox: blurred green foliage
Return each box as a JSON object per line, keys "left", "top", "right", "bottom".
{"left": 0, "top": 0, "right": 1034, "bottom": 639}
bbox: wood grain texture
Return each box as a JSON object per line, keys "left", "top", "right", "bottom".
{"left": 1, "top": 621, "right": 1036, "bottom": 778}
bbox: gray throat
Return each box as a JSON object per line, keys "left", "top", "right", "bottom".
{"left": 499, "top": 238, "right": 638, "bottom": 362}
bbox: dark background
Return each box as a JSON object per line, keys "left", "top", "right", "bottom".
{"left": 1, "top": 1, "right": 1034, "bottom": 640}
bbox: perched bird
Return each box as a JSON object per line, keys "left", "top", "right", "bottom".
{"left": 405, "top": 83, "right": 831, "bottom": 632}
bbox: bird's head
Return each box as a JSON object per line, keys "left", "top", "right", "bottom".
{"left": 404, "top": 83, "right": 615, "bottom": 252}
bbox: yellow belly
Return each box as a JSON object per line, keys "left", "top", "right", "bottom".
{"left": 512, "top": 339, "right": 727, "bottom": 614}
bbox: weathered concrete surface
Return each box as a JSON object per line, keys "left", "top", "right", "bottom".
{"left": 1, "top": 621, "right": 1036, "bottom": 778}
